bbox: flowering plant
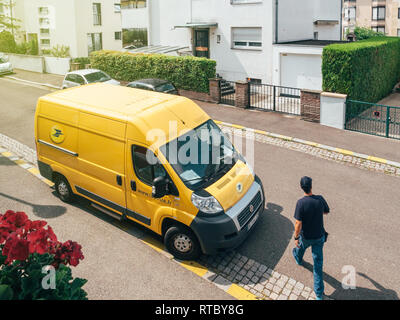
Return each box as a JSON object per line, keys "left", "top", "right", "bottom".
{"left": 0, "top": 210, "right": 87, "bottom": 300}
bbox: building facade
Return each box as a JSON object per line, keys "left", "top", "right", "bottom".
{"left": 122, "top": 0, "right": 342, "bottom": 90}
{"left": 343, "top": 0, "right": 400, "bottom": 37}
{"left": 5, "top": 0, "right": 123, "bottom": 57}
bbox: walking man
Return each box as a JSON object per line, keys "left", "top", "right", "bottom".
{"left": 292, "top": 176, "right": 330, "bottom": 300}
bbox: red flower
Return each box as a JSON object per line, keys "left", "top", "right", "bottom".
{"left": 27, "top": 226, "right": 57, "bottom": 255}
{"left": 2, "top": 233, "right": 30, "bottom": 263}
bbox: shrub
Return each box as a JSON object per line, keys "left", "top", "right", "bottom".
{"left": 322, "top": 37, "right": 400, "bottom": 102}
{"left": 0, "top": 210, "right": 87, "bottom": 300}
{"left": 49, "top": 45, "right": 70, "bottom": 58}
{"left": 352, "top": 26, "right": 385, "bottom": 40}
{"left": 90, "top": 50, "right": 216, "bottom": 93}
{"left": 72, "top": 57, "right": 91, "bottom": 69}
{"left": 0, "top": 31, "right": 16, "bottom": 53}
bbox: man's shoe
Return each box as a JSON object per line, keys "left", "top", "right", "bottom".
{"left": 292, "top": 248, "right": 302, "bottom": 266}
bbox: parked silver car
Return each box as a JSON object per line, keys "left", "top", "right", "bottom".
{"left": 0, "top": 55, "right": 13, "bottom": 75}
{"left": 61, "top": 69, "right": 120, "bottom": 89}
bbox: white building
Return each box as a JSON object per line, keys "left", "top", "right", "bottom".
{"left": 7, "top": 0, "right": 123, "bottom": 57}
{"left": 122, "top": 0, "right": 343, "bottom": 91}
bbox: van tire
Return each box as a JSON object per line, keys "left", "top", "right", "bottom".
{"left": 164, "top": 225, "right": 201, "bottom": 261}
{"left": 54, "top": 175, "right": 75, "bottom": 203}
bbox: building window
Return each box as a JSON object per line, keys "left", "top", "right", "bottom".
{"left": 232, "top": 27, "right": 262, "bottom": 50}
{"left": 397, "top": 29, "right": 400, "bottom": 37}
{"left": 372, "top": 26, "right": 385, "bottom": 34}
{"left": 40, "top": 39, "right": 50, "bottom": 46}
{"left": 114, "top": 3, "right": 121, "bottom": 12}
{"left": 93, "top": 3, "right": 102, "bottom": 26}
{"left": 40, "top": 28, "right": 50, "bottom": 36}
{"left": 39, "top": 18, "right": 50, "bottom": 25}
{"left": 88, "top": 33, "right": 103, "bottom": 54}
{"left": 372, "top": 7, "right": 385, "bottom": 21}
{"left": 398, "top": 8, "right": 400, "bottom": 19}
{"left": 121, "top": 0, "right": 147, "bottom": 9}
{"left": 115, "top": 31, "right": 122, "bottom": 40}
{"left": 38, "top": 7, "right": 49, "bottom": 15}
{"left": 344, "top": 7, "right": 356, "bottom": 21}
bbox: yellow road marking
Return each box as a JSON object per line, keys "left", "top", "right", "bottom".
{"left": 367, "top": 156, "right": 387, "bottom": 164}
{"left": 1, "top": 151, "right": 13, "bottom": 157}
{"left": 227, "top": 284, "right": 258, "bottom": 300}
{"left": 14, "top": 159, "right": 26, "bottom": 165}
{"left": 27, "top": 167, "right": 40, "bottom": 175}
{"left": 141, "top": 236, "right": 165, "bottom": 253}
{"left": 42, "top": 179, "right": 55, "bottom": 187}
{"left": 335, "top": 148, "right": 354, "bottom": 156}
{"left": 180, "top": 261, "right": 208, "bottom": 277}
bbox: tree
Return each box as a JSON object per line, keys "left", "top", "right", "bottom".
{"left": 0, "top": 0, "right": 20, "bottom": 36}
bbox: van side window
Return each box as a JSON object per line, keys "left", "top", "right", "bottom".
{"left": 132, "top": 145, "right": 167, "bottom": 185}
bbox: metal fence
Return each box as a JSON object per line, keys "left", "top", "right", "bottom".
{"left": 345, "top": 100, "right": 400, "bottom": 140}
{"left": 249, "top": 83, "right": 301, "bottom": 115}
{"left": 220, "top": 80, "right": 236, "bottom": 106}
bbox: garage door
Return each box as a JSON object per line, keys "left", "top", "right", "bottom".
{"left": 280, "top": 53, "right": 322, "bottom": 91}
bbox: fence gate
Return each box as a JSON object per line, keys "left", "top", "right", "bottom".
{"left": 249, "top": 83, "right": 301, "bottom": 115}
{"left": 345, "top": 100, "right": 400, "bottom": 140}
{"left": 220, "top": 80, "right": 236, "bottom": 106}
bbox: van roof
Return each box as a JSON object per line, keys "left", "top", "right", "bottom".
{"left": 39, "top": 83, "right": 210, "bottom": 146}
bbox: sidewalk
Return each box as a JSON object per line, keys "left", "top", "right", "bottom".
{"left": 6, "top": 69, "right": 64, "bottom": 88}
{"left": 5, "top": 69, "right": 400, "bottom": 163}
{"left": 196, "top": 101, "right": 400, "bottom": 163}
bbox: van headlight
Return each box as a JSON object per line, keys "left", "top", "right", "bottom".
{"left": 191, "top": 193, "right": 223, "bottom": 214}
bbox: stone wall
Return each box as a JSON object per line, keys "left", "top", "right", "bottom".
{"left": 300, "top": 90, "right": 321, "bottom": 122}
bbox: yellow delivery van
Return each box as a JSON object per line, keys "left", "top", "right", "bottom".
{"left": 34, "top": 83, "right": 265, "bottom": 260}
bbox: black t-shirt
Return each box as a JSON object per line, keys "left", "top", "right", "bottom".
{"left": 294, "top": 195, "right": 330, "bottom": 240}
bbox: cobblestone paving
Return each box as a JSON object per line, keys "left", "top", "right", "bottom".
{"left": 198, "top": 251, "right": 317, "bottom": 300}
{"left": 220, "top": 126, "right": 400, "bottom": 178}
{"left": 0, "top": 133, "right": 37, "bottom": 165}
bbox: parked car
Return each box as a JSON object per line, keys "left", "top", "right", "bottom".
{"left": 0, "top": 55, "right": 13, "bottom": 75}
{"left": 62, "top": 69, "right": 120, "bottom": 89}
{"left": 127, "top": 79, "right": 179, "bottom": 95}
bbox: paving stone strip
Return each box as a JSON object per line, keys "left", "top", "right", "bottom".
{"left": 218, "top": 124, "right": 400, "bottom": 178}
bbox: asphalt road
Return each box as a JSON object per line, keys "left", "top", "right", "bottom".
{"left": 1, "top": 78, "right": 399, "bottom": 300}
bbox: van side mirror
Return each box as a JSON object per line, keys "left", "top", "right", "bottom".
{"left": 152, "top": 176, "right": 169, "bottom": 199}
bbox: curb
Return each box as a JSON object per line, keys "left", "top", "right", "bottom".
{"left": 214, "top": 120, "right": 400, "bottom": 169}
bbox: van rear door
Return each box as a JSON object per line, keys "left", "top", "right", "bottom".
{"left": 75, "top": 113, "right": 127, "bottom": 216}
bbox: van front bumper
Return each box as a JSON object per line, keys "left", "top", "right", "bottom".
{"left": 190, "top": 178, "right": 265, "bottom": 255}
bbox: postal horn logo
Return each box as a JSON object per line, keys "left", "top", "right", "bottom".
{"left": 236, "top": 182, "right": 243, "bottom": 193}
{"left": 50, "top": 125, "right": 65, "bottom": 144}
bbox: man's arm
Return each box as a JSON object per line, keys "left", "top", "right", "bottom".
{"left": 294, "top": 219, "right": 302, "bottom": 248}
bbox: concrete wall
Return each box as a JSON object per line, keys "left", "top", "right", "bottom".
{"left": 44, "top": 56, "right": 71, "bottom": 75}
{"left": 5, "top": 53, "right": 45, "bottom": 73}
{"left": 122, "top": 7, "right": 148, "bottom": 29}
{"left": 277, "top": 0, "right": 341, "bottom": 42}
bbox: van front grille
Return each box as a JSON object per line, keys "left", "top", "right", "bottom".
{"left": 237, "top": 191, "right": 262, "bottom": 228}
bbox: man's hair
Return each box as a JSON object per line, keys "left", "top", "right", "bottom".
{"left": 300, "top": 176, "right": 312, "bottom": 194}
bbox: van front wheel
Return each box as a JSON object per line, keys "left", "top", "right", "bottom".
{"left": 54, "top": 175, "right": 75, "bottom": 203}
{"left": 164, "top": 225, "right": 201, "bottom": 261}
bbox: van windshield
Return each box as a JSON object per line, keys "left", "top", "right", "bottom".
{"left": 159, "top": 120, "right": 241, "bottom": 190}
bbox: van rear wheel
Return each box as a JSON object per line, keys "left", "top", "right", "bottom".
{"left": 164, "top": 225, "right": 201, "bottom": 261}
{"left": 54, "top": 175, "right": 75, "bottom": 203}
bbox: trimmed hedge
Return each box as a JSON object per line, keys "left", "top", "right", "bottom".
{"left": 322, "top": 37, "right": 400, "bottom": 102}
{"left": 90, "top": 50, "right": 216, "bottom": 93}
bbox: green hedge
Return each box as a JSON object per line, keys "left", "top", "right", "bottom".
{"left": 90, "top": 50, "right": 216, "bottom": 93}
{"left": 322, "top": 37, "right": 400, "bottom": 102}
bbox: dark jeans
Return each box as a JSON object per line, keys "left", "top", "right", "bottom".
{"left": 293, "top": 235, "right": 325, "bottom": 298}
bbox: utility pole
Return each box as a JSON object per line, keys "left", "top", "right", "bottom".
{"left": 9, "top": 0, "right": 14, "bottom": 37}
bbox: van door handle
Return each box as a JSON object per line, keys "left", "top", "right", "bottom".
{"left": 116, "top": 175, "right": 122, "bottom": 186}
{"left": 130, "top": 180, "right": 136, "bottom": 191}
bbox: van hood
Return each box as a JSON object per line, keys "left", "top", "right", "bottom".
{"left": 205, "top": 160, "right": 254, "bottom": 211}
